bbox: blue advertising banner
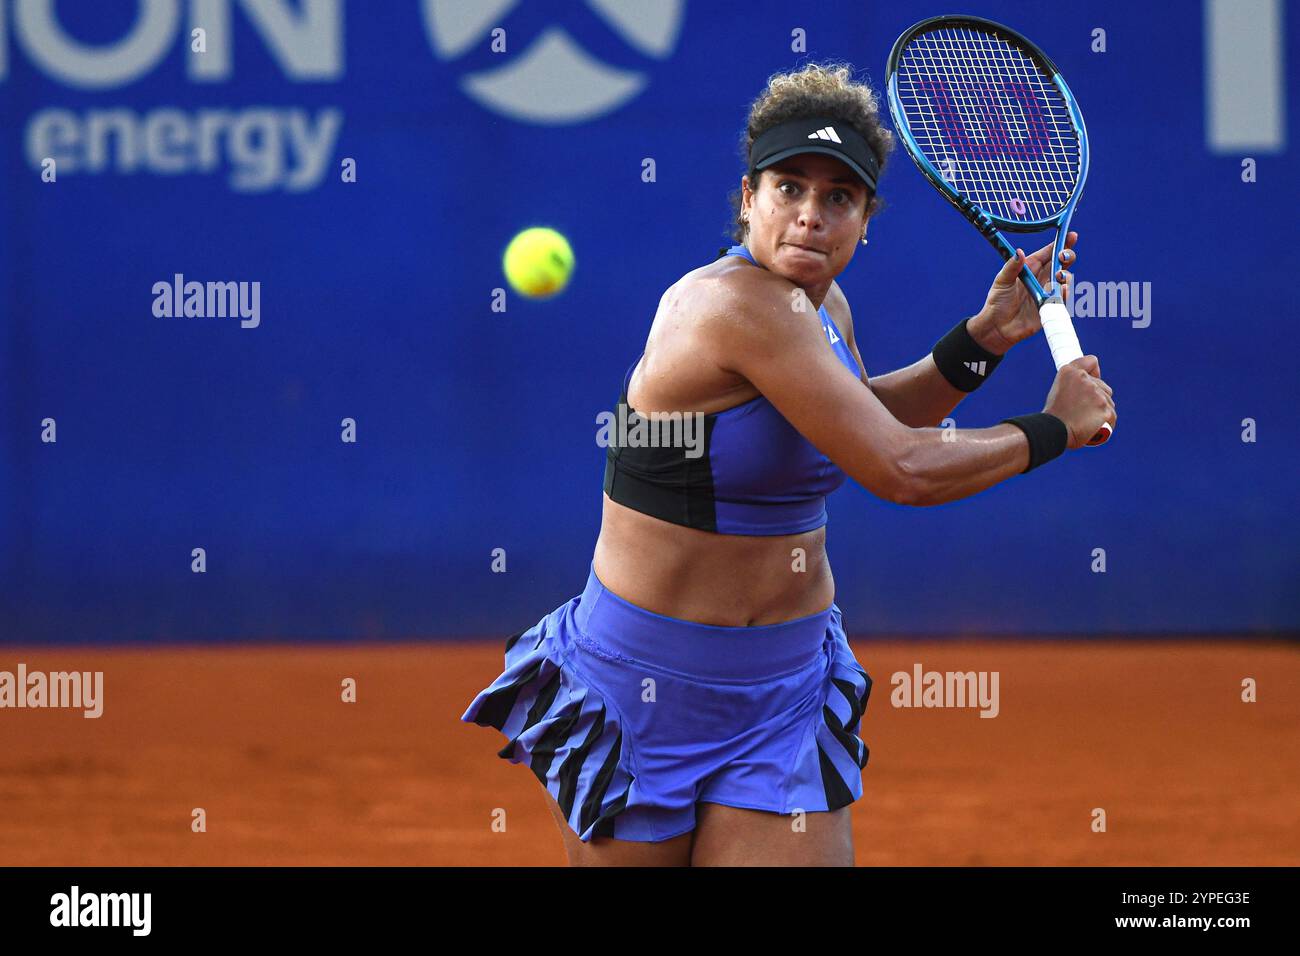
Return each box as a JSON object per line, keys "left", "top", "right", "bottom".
{"left": 1, "top": 0, "right": 1295, "bottom": 642}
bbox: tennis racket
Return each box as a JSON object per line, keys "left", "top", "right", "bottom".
{"left": 886, "top": 14, "right": 1111, "bottom": 445}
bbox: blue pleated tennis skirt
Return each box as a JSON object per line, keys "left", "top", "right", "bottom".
{"left": 461, "top": 563, "right": 873, "bottom": 843}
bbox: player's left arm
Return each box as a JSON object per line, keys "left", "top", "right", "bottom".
{"left": 834, "top": 234, "right": 1077, "bottom": 429}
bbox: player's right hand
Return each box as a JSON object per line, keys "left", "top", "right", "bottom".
{"left": 1043, "top": 356, "right": 1116, "bottom": 449}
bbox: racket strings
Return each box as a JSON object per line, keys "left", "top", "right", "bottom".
{"left": 911, "top": 29, "right": 1075, "bottom": 207}
{"left": 913, "top": 30, "right": 1074, "bottom": 213}
{"left": 894, "top": 26, "right": 1080, "bottom": 222}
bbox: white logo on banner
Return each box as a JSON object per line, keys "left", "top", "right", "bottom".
{"left": 421, "top": 0, "right": 686, "bottom": 124}
{"left": 6, "top": 0, "right": 346, "bottom": 192}
{"left": 1204, "top": 0, "right": 1286, "bottom": 152}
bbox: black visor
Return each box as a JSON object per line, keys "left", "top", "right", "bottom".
{"left": 748, "top": 117, "right": 880, "bottom": 191}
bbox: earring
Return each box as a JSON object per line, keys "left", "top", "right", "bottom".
{"left": 860, "top": 234, "right": 869, "bottom": 245}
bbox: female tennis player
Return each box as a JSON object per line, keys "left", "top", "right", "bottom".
{"left": 463, "top": 62, "right": 1116, "bottom": 867}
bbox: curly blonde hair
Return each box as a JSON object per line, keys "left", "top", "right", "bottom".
{"left": 727, "top": 61, "right": 896, "bottom": 244}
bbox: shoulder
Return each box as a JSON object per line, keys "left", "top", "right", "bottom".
{"left": 687, "top": 257, "right": 824, "bottom": 371}
{"left": 630, "top": 256, "right": 793, "bottom": 410}
{"left": 685, "top": 256, "right": 797, "bottom": 331}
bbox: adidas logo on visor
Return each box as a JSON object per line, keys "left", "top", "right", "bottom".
{"left": 808, "top": 126, "right": 842, "bottom": 143}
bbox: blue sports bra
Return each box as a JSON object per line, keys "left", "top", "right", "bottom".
{"left": 602, "top": 244, "right": 861, "bottom": 535}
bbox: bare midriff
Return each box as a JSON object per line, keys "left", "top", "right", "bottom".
{"left": 591, "top": 493, "right": 835, "bottom": 627}
{"left": 589, "top": 254, "right": 841, "bottom": 627}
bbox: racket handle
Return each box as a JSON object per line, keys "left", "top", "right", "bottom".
{"left": 1039, "top": 299, "right": 1082, "bottom": 369}
{"left": 1038, "top": 298, "right": 1113, "bottom": 446}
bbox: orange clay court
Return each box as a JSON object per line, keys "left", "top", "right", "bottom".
{"left": 1, "top": 639, "right": 1295, "bottom": 866}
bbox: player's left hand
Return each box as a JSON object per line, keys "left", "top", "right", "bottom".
{"left": 969, "top": 232, "right": 1077, "bottom": 354}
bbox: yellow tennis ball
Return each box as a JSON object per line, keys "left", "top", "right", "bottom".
{"left": 502, "top": 227, "right": 575, "bottom": 299}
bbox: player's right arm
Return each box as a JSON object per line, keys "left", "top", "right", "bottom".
{"left": 700, "top": 275, "right": 1114, "bottom": 507}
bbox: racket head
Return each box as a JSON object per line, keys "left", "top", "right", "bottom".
{"left": 885, "top": 15, "right": 1089, "bottom": 235}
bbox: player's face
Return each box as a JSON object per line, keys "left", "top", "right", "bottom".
{"left": 741, "top": 154, "right": 869, "bottom": 293}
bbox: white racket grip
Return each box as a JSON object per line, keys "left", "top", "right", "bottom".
{"left": 1039, "top": 297, "right": 1113, "bottom": 444}
{"left": 1039, "top": 298, "right": 1083, "bottom": 370}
